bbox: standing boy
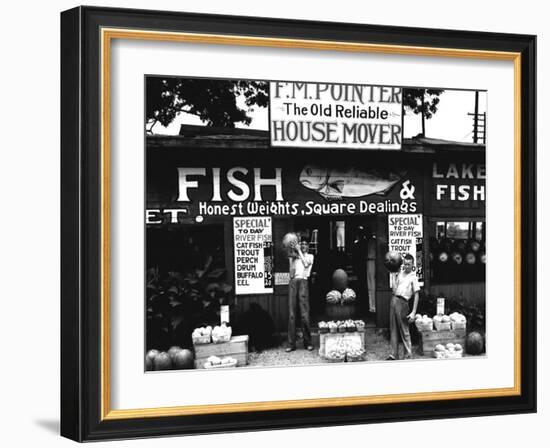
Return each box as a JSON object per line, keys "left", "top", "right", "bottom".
{"left": 286, "top": 240, "right": 314, "bottom": 352}
{"left": 387, "top": 253, "right": 420, "bottom": 360}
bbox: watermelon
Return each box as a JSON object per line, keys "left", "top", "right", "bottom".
{"left": 451, "top": 252, "right": 463, "bottom": 265}
{"left": 167, "top": 346, "right": 182, "bottom": 360}
{"left": 282, "top": 232, "right": 299, "bottom": 250}
{"left": 466, "top": 332, "right": 485, "bottom": 355}
{"left": 465, "top": 252, "right": 476, "bottom": 264}
{"left": 145, "top": 349, "right": 159, "bottom": 371}
{"left": 173, "top": 349, "right": 195, "bottom": 369}
{"left": 326, "top": 290, "right": 342, "bottom": 304}
{"left": 384, "top": 251, "right": 403, "bottom": 273}
{"left": 438, "top": 251, "right": 448, "bottom": 263}
{"left": 332, "top": 269, "right": 349, "bottom": 291}
{"left": 153, "top": 351, "right": 173, "bottom": 370}
{"left": 341, "top": 288, "right": 356, "bottom": 303}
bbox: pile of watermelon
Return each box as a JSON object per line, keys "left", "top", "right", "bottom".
{"left": 145, "top": 346, "right": 195, "bottom": 371}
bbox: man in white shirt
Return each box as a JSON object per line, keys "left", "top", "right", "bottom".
{"left": 387, "top": 253, "right": 420, "bottom": 360}
{"left": 286, "top": 240, "right": 314, "bottom": 352}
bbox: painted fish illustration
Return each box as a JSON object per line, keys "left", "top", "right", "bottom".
{"left": 299, "top": 165, "right": 403, "bottom": 200}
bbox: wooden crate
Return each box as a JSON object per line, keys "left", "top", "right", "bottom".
{"left": 419, "top": 329, "right": 466, "bottom": 355}
{"left": 194, "top": 335, "right": 249, "bottom": 369}
{"left": 319, "top": 331, "right": 365, "bottom": 357}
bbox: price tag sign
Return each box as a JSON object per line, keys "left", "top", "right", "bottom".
{"left": 437, "top": 297, "right": 445, "bottom": 315}
{"left": 220, "top": 305, "right": 230, "bottom": 325}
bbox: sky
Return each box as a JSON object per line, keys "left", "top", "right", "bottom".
{"left": 150, "top": 83, "right": 487, "bottom": 145}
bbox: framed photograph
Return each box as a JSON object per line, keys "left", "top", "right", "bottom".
{"left": 60, "top": 6, "right": 536, "bottom": 442}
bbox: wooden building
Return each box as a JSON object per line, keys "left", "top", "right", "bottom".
{"left": 146, "top": 126, "right": 485, "bottom": 331}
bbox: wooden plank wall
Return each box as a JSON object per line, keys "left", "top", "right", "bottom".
{"left": 234, "top": 286, "right": 289, "bottom": 333}
{"left": 426, "top": 282, "right": 485, "bottom": 306}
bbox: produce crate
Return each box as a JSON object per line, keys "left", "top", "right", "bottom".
{"left": 194, "top": 335, "right": 249, "bottom": 369}
{"left": 192, "top": 334, "right": 211, "bottom": 345}
{"left": 415, "top": 321, "right": 433, "bottom": 332}
{"left": 319, "top": 331, "right": 365, "bottom": 358}
{"left": 419, "top": 329, "right": 466, "bottom": 355}
{"left": 434, "top": 321, "right": 451, "bottom": 331}
{"left": 211, "top": 333, "right": 231, "bottom": 344}
{"left": 203, "top": 359, "right": 238, "bottom": 369}
{"left": 451, "top": 321, "right": 467, "bottom": 330}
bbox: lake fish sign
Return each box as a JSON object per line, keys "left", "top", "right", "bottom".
{"left": 270, "top": 81, "right": 403, "bottom": 149}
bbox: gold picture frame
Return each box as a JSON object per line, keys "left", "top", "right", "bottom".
{"left": 61, "top": 6, "right": 536, "bottom": 441}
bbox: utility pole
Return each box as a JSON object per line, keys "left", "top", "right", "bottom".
{"left": 473, "top": 91, "right": 479, "bottom": 144}
{"left": 468, "top": 91, "right": 485, "bottom": 144}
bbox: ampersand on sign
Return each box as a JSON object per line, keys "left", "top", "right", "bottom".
{"left": 400, "top": 180, "right": 416, "bottom": 200}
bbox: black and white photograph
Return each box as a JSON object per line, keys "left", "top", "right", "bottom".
{"left": 144, "top": 76, "right": 487, "bottom": 371}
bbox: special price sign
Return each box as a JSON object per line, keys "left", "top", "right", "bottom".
{"left": 269, "top": 81, "right": 403, "bottom": 149}
{"left": 388, "top": 214, "right": 424, "bottom": 282}
{"left": 233, "top": 217, "right": 274, "bottom": 295}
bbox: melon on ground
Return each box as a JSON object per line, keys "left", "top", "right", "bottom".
{"left": 173, "top": 349, "right": 195, "bottom": 369}
{"left": 145, "top": 349, "right": 159, "bottom": 371}
{"left": 466, "top": 331, "right": 485, "bottom": 355}
{"left": 153, "top": 351, "right": 173, "bottom": 370}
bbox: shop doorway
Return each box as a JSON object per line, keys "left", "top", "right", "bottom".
{"left": 294, "top": 216, "right": 377, "bottom": 326}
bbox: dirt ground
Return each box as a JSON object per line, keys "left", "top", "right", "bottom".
{"left": 246, "top": 331, "right": 426, "bottom": 367}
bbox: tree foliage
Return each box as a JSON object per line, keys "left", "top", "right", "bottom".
{"left": 403, "top": 88, "right": 445, "bottom": 119}
{"left": 146, "top": 78, "right": 269, "bottom": 132}
{"left": 403, "top": 88, "right": 445, "bottom": 135}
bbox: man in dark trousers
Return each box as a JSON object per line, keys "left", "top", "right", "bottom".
{"left": 387, "top": 253, "right": 420, "bottom": 360}
{"left": 286, "top": 240, "right": 314, "bottom": 352}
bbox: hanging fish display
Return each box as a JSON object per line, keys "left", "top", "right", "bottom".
{"left": 299, "top": 165, "right": 403, "bottom": 200}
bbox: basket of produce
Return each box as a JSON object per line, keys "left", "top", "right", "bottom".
{"left": 318, "top": 321, "right": 329, "bottom": 334}
{"left": 211, "top": 323, "right": 232, "bottom": 343}
{"left": 203, "top": 355, "right": 238, "bottom": 369}
{"left": 328, "top": 321, "right": 338, "bottom": 334}
{"left": 325, "top": 350, "right": 346, "bottom": 363}
{"left": 346, "top": 347, "right": 365, "bottom": 362}
{"left": 344, "top": 319, "right": 357, "bottom": 332}
{"left": 450, "top": 312, "right": 467, "bottom": 330}
{"left": 354, "top": 320, "right": 365, "bottom": 331}
{"left": 192, "top": 326, "right": 212, "bottom": 344}
{"left": 433, "top": 315, "right": 452, "bottom": 331}
{"left": 415, "top": 315, "right": 433, "bottom": 332}
{"left": 433, "top": 343, "right": 464, "bottom": 359}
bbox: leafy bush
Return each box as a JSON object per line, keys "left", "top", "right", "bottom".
{"left": 146, "top": 267, "right": 233, "bottom": 351}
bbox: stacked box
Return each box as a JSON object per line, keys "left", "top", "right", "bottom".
{"left": 419, "top": 329, "right": 466, "bottom": 355}
{"left": 194, "top": 335, "right": 249, "bottom": 369}
{"left": 319, "top": 331, "right": 365, "bottom": 358}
